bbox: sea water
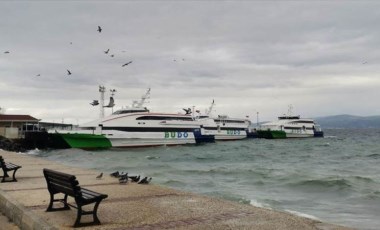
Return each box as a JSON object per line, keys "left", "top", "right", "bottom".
{"left": 30, "top": 129, "right": 380, "bottom": 230}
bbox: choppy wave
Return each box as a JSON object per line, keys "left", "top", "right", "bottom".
{"left": 287, "top": 178, "right": 353, "bottom": 190}
{"left": 285, "top": 209, "right": 320, "bottom": 220}
{"left": 349, "top": 175, "right": 375, "bottom": 183}
{"left": 26, "top": 148, "right": 41, "bottom": 155}
{"left": 250, "top": 199, "right": 267, "bottom": 208}
{"left": 145, "top": 155, "right": 160, "bottom": 160}
{"left": 362, "top": 191, "right": 380, "bottom": 200}
{"left": 163, "top": 179, "right": 187, "bottom": 187}
{"left": 315, "top": 142, "right": 330, "bottom": 147}
{"left": 32, "top": 128, "right": 380, "bottom": 230}
{"left": 366, "top": 153, "right": 380, "bottom": 159}
{"left": 205, "top": 191, "right": 251, "bottom": 204}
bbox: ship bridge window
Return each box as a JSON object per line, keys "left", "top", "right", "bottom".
{"left": 136, "top": 116, "right": 194, "bottom": 121}
{"left": 293, "top": 121, "right": 314, "bottom": 124}
{"left": 214, "top": 119, "right": 246, "bottom": 124}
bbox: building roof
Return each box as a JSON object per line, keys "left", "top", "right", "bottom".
{"left": 0, "top": 114, "right": 39, "bottom": 122}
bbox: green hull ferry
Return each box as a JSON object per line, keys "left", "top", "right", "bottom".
{"left": 257, "top": 130, "right": 286, "bottom": 139}
{"left": 50, "top": 133, "right": 112, "bottom": 149}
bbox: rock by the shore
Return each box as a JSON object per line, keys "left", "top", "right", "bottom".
{"left": 0, "top": 136, "right": 26, "bottom": 152}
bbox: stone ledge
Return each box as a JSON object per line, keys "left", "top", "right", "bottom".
{"left": 0, "top": 189, "right": 57, "bottom": 230}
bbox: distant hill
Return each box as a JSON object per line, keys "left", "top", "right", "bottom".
{"left": 314, "top": 114, "right": 380, "bottom": 128}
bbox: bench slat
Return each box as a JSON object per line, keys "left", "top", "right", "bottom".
{"left": 49, "top": 183, "right": 79, "bottom": 196}
{"left": 81, "top": 188, "right": 103, "bottom": 197}
{"left": 46, "top": 176, "right": 79, "bottom": 188}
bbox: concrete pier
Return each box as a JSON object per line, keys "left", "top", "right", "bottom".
{"left": 0, "top": 150, "right": 352, "bottom": 230}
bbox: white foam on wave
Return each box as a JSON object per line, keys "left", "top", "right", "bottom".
{"left": 145, "top": 155, "right": 160, "bottom": 160}
{"left": 250, "top": 199, "right": 267, "bottom": 208}
{"left": 285, "top": 209, "right": 320, "bottom": 220}
{"left": 26, "top": 148, "right": 41, "bottom": 155}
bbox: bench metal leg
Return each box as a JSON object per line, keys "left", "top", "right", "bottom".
{"left": 73, "top": 201, "right": 102, "bottom": 228}
{"left": 74, "top": 206, "right": 83, "bottom": 228}
{"left": 3, "top": 171, "right": 10, "bottom": 178}
{"left": 1, "top": 172, "right": 7, "bottom": 183}
{"left": 11, "top": 168, "right": 19, "bottom": 182}
{"left": 1, "top": 170, "right": 16, "bottom": 183}
{"left": 92, "top": 200, "right": 102, "bottom": 225}
{"left": 46, "top": 194, "right": 70, "bottom": 212}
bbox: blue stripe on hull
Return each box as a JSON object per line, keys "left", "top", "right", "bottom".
{"left": 314, "top": 131, "right": 324, "bottom": 137}
{"left": 193, "top": 129, "right": 215, "bottom": 144}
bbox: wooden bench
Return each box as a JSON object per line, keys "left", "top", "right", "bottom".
{"left": 43, "top": 168, "right": 108, "bottom": 227}
{"left": 0, "top": 156, "right": 22, "bottom": 183}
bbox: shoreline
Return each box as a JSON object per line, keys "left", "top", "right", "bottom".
{"left": 0, "top": 149, "right": 353, "bottom": 229}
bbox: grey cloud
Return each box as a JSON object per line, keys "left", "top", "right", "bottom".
{"left": 1, "top": 1, "right": 380, "bottom": 123}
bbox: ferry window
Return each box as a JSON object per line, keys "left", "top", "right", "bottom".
{"left": 136, "top": 116, "right": 193, "bottom": 121}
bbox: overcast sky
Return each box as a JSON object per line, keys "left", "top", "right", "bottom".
{"left": 1, "top": 1, "right": 379, "bottom": 124}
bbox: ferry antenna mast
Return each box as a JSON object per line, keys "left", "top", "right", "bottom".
{"left": 99, "top": 85, "right": 106, "bottom": 119}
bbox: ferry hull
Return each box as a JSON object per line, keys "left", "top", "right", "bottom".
{"left": 257, "top": 130, "right": 322, "bottom": 139}
{"left": 314, "top": 131, "right": 324, "bottom": 137}
{"left": 194, "top": 128, "right": 215, "bottom": 144}
{"left": 48, "top": 129, "right": 214, "bottom": 149}
{"left": 203, "top": 129, "right": 247, "bottom": 141}
{"left": 107, "top": 131, "right": 197, "bottom": 147}
{"left": 214, "top": 133, "right": 247, "bottom": 141}
{"left": 50, "top": 133, "right": 112, "bottom": 149}
{"left": 257, "top": 130, "right": 286, "bottom": 139}
{"left": 246, "top": 131, "right": 259, "bottom": 138}
{"left": 285, "top": 133, "right": 314, "bottom": 138}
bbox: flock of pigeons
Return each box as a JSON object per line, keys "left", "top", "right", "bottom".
{"left": 96, "top": 171, "right": 152, "bottom": 185}
{"left": 2, "top": 25, "right": 133, "bottom": 77}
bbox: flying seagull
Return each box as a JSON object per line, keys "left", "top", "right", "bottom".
{"left": 183, "top": 108, "right": 192, "bottom": 115}
{"left": 122, "top": 61, "right": 133, "bottom": 67}
{"left": 4, "top": 51, "right": 10, "bottom": 54}
{"left": 36, "top": 74, "right": 41, "bottom": 77}
{"left": 104, "top": 49, "right": 110, "bottom": 54}
{"left": 96, "top": 172, "right": 103, "bottom": 179}
{"left": 67, "top": 69, "right": 72, "bottom": 75}
{"left": 97, "top": 26, "right": 102, "bottom": 33}
{"left": 90, "top": 100, "right": 99, "bottom": 106}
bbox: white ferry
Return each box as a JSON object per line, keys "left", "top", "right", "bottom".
{"left": 198, "top": 100, "right": 251, "bottom": 140}
{"left": 49, "top": 88, "right": 215, "bottom": 149}
{"left": 257, "top": 106, "right": 323, "bottom": 139}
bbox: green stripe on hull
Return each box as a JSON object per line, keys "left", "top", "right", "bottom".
{"left": 60, "top": 133, "right": 112, "bottom": 149}
{"left": 257, "top": 130, "right": 286, "bottom": 139}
